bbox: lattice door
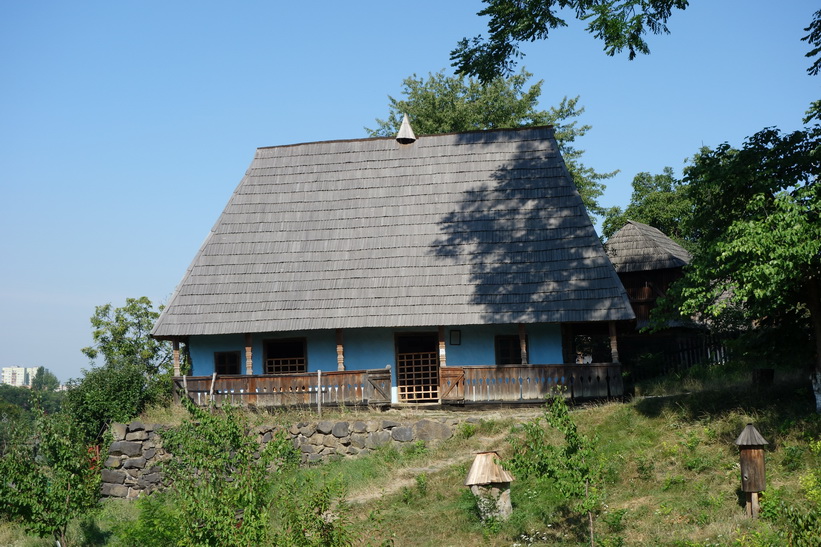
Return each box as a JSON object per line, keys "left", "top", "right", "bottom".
{"left": 396, "top": 351, "right": 440, "bottom": 402}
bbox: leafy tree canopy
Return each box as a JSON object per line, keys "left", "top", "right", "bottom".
{"left": 601, "top": 167, "right": 693, "bottom": 249}
{"left": 30, "top": 366, "right": 59, "bottom": 392}
{"left": 658, "top": 123, "right": 821, "bottom": 410}
{"left": 81, "top": 296, "right": 170, "bottom": 375}
{"left": 67, "top": 297, "right": 172, "bottom": 442}
{"left": 368, "top": 69, "right": 616, "bottom": 220}
{"left": 451, "top": 0, "right": 689, "bottom": 82}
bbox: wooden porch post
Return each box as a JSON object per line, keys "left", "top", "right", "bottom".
{"left": 172, "top": 340, "right": 180, "bottom": 376}
{"left": 245, "top": 333, "right": 254, "bottom": 374}
{"left": 438, "top": 326, "right": 447, "bottom": 367}
{"left": 336, "top": 329, "right": 345, "bottom": 371}
{"left": 609, "top": 321, "right": 620, "bottom": 363}
{"left": 518, "top": 324, "right": 529, "bottom": 365}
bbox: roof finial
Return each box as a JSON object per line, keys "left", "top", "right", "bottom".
{"left": 396, "top": 113, "right": 416, "bottom": 144}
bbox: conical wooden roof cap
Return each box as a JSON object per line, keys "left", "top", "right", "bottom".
{"left": 465, "top": 451, "right": 515, "bottom": 486}
{"left": 734, "top": 423, "right": 769, "bottom": 447}
{"left": 396, "top": 114, "right": 416, "bottom": 144}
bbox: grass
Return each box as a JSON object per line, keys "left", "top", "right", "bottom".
{"left": 2, "top": 365, "right": 819, "bottom": 546}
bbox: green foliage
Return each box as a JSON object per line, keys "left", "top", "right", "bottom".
{"left": 111, "top": 494, "right": 179, "bottom": 547}
{"left": 0, "top": 408, "right": 101, "bottom": 546}
{"left": 30, "top": 367, "right": 60, "bottom": 392}
{"left": 508, "top": 390, "right": 604, "bottom": 545}
{"left": 760, "top": 488, "right": 821, "bottom": 547}
{"left": 158, "top": 399, "right": 298, "bottom": 546}
{"left": 368, "top": 69, "right": 616, "bottom": 220}
{"left": 803, "top": 9, "right": 821, "bottom": 76}
{"left": 451, "top": 0, "right": 689, "bottom": 82}
{"left": 63, "top": 363, "right": 152, "bottom": 443}
{"left": 81, "top": 297, "right": 170, "bottom": 375}
{"left": 66, "top": 297, "right": 173, "bottom": 443}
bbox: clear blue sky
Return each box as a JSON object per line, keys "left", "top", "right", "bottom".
{"left": 1, "top": 1, "right": 816, "bottom": 382}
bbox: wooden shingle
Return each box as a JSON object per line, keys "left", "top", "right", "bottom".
{"left": 153, "top": 126, "right": 633, "bottom": 338}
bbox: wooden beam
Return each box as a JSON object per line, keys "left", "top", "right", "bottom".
{"left": 245, "top": 333, "right": 253, "bottom": 375}
{"left": 336, "top": 329, "right": 345, "bottom": 371}
{"left": 438, "top": 326, "right": 447, "bottom": 367}
{"left": 172, "top": 340, "right": 180, "bottom": 376}
{"left": 609, "top": 321, "right": 620, "bottom": 363}
{"left": 518, "top": 324, "right": 529, "bottom": 365}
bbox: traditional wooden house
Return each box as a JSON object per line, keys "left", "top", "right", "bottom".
{"left": 604, "top": 220, "right": 724, "bottom": 376}
{"left": 152, "top": 123, "right": 634, "bottom": 406}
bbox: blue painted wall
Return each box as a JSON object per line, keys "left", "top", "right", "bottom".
{"left": 188, "top": 323, "right": 565, "bottom": 376}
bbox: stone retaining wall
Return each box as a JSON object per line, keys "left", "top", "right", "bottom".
{"left": 101, "top": 416, "right": 465, "bottom": 499}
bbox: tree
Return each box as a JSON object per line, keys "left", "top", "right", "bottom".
{"left": 451, "top": 0, "right": 689, "bottom": 82}
{"left": 369, "top": 69, "right": 616, "bottom": 220}
{"left": 0, "top": 408, "right": 101, "bottom": 546}
{"left": 663, "top": 124, "right": 821, "bottom": 411}
{"left": 30, "top": 366, "right": 60, "bottom": 392}
{"left": 81, "top": 296, "right": 171, "bottom": 376}
{"left": 66, "top": 297, "right": 172, "bottom": 443}
{"left": 803, "top": 8, "right": 821, "bottom": 76}
{"left": 601, "top": 167, "right": 693, "bottom": 248}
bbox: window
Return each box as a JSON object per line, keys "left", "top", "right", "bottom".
{"left": 214, "top": 351, "right": 241, "bottom": 375}
{"left": 264, "top": 338, "right": 307, "bottom": 374}
{"left": 495, "top": 335, "right": 525, "bottom": 365}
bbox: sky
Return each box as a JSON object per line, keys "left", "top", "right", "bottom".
{"left": 1, "top": 1, "right": 817, "bottom": 382}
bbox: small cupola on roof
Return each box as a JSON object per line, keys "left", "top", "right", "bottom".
{"left": 396, "top": 113, "right": 416, "bottom": 144}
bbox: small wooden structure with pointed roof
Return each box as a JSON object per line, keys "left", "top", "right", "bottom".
{"left": 605, "top": 220, "right": 691, "bottom": 327}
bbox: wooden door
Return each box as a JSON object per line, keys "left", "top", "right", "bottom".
{"left": 395, "top": 333, "right": 439, "bottom": 402}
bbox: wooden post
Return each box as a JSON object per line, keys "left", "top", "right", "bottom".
{"left": 609, "top": 321, "right": 620, "bottom": 363}
{"left": 518, "top": 324, "right": 528, "bottom": 365}
{"left": 438, "top": 326, "right": 447, "bottom": 367}
{"left": 244, "top": 334, "right": 253, "bottom": 375}
{"left": 336, "top": 329, "right": 345, "bottom": 371}
{"left": 172, "top": 340, "right": 181, "bottom": 376}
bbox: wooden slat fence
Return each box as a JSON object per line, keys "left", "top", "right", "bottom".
{"left": 455, "top": 364, "right": 622, "bottom": 403}
{"left": 175, "top": 369, "right": 391, "bottom": 408}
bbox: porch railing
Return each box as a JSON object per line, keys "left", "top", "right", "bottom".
{"left": 440, "top": 364, "right": 623, "bottom": 403}
{"left": 173, "top": 363, "right": 622, "bottom": 408}
{"left": 174, "top": 368, "right": 391, "bottom": 408}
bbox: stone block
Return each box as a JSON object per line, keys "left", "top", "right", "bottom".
{"left": 414, "top": 419, "right": 453, "bottom": 441}
{"left": 366, "top": 430, "right": 392, "bottom": 449}
{"left": 109, "top": 441, "right": 143, "bottom": 457}
{"left": 101, "top": 483, "right": 129, "bottom": 498}
{"left": 350, "top": 433, "right": 367, "bottom": 449}
{"left": 123, "top": 457, "right": 147, "bottom": 469}
{"left": 381, "top": 420, "right": 400, "bottom": 430}
{"left": 143, "top": 448, "right": 157, "bottom": 460}
{"left": 323, "top": 435, "right": 339, "bottom": 448}
{"left": 128, "top": 420, "right": 145, "bottom": 432}
{"left": 300, "top": 443, "right": 316, "bottom": 454}
{"left": 307, "top": 453, "right": 323, "bottom": 463}
{"left": 332, "top": 421, "right": 350, "bottom": 438}
{"left": 138, "top": 473, "right": 162, "bottom": 488}
{"left": 125, "top": 430, "right": 149, "bottom": 441}
{"left": 110, "top": 423, "right": 127, "bottom": 441}
{"left": 299, "top": 424, "right": 315, "bottom": 437}
{"left": 391, "top": 426, "right": 414, "bottom": 442}
{"left": 352, "top": 420, "right": 368, "bottom": 433}
{"left": 316, "top": 420, "right": 334, "bottom": 434}
{"left": 104, "top": 456, "right": 121, "bottom": 468}
{"left": 101, "top": 469, "right": 127, "bottom": 484}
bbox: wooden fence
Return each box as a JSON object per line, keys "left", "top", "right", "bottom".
{"left": 442, "top": 364, "right": 623, "bottom": 403}
{"left": 174, "top": 369, "right": 391, "bottom": 407}
{"left": 174, "top": 364, "right": 622, "bottom": 408}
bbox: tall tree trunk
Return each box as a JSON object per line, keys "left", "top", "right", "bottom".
{"left": 808, "top": 278, "right": 821, "bottom": 413}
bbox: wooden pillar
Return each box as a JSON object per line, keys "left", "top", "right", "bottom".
{"left": 609, "top": 321, "right": 620, "bottom": 363}
{"left": 438, "top": 326, "right": 447, "bottom": 367}
{"left": 518, "top": 324, "right": 529, "bottom": 365}
{"left": 336, "top": 329, "right": 345, "bottom": 371}
{"left": 244, "top": 333, "right": 253, "bottom": 375}
{"left": 172, "top": 340, "right": 180, "bottom": 376}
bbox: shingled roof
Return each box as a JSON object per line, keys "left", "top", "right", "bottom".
{"left": 152, "top": 126, "right": 633, "bottom": 339}
{"left": 605, "top": 220, "right": 692, "bottom": 273}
